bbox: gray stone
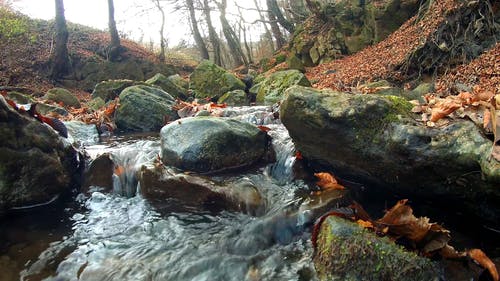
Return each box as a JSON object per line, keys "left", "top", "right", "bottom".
{"left": 256, "top": 70, "right": 311, "bottom": 105}
{"left": 189, "top": 60, "right": 245, "bottom": 99}
{"left": 91, "top": 79, "right": 142, "bottom": 102}
{"left": 145, "top": 73, "right": 188, "bottom": 100}
{"left": 45, "top": 88, "right": 81, "bottom": 108}
{"left": 217, "top": 90, "right": 249, "bottom": 106}
{"left": 63, "top": 121, "right": 99, "bottom": 147}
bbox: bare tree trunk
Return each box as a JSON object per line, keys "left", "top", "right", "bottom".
{"left": 239, "top": 19, "right": 253, "bottom": 64}
{"left": 267, "top": 3, "right": 286, "bottom": 49}
{"left": 203, "top": 0, "right": 222, "bottom": 66}
{"left": 186, "top": 0, "right": 209, "bottom": 60}
{"left": 154, "top": 0, "right": 166, "bottom": 62}
{"left": 107, "top": 0, "right": 121, "bottom": 61}
{"left": 217, "top": 0, "right": 248, "bottom": 67}
{"left": 253, "top": 0, "right": 275, "bottom": 53}
{"left": 50, "top": 0, "right": 71, "bottom": 79}
{"left": 266, "top": 0, "right": 294, "bottom": 33}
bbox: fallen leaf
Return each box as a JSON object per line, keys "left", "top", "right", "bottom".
{"left": 468, "top": 249, "right": 499, "bottom": 281}
{"left": 295, "top": 151, "right": 303, "bottom": 160}
{"left": 314, "top": 172, "right": 345, "bottom": 190}
{"left": 114, "top": 165, "right": 125, "bottom": 176}
{"left": 257, "top": 125, "right": 271, "bottom": 132}
{"left": 430, "top": 100, "right": 461, "bottom": 122}
{"left": 356, "top": 219, "right": 374, "bottom": 229}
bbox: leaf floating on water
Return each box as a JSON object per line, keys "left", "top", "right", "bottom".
{"left": 257, "top": 125, "right": 271, "bottom": 133}
{"left": 314, "top": 172, "right": 345, "bottom": 191}
{"left": 294, "top": 151, "right": 303, "bottom": 160}
{"left": 468, "top": 249, "right": 499, "bottom": 281}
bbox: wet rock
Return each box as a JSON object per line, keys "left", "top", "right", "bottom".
{"left": 281, "top": 86, "right": 500, "bottom": 222}
{"left": 139, "top": 165, "right": 265, "bottom": 215}
{"left": 44, "top": 88, "right": 81, "bottom": 108}
{"left": 91, "top": 79, "right": 144, "bottom": 102}
{"left": 82, "top": 153, "right": 114, "bottom": 194}
{"left": 217, "top": 90, "right": 250, "bottom": 106}
{"left": 0, "top": 96, "right": 81, "bottom": 213}
{"left": 36, "top": 103, "right": 68, "bottom": 116}
{"left": 256, "top": 70, "right": 311, "bottom": 105}
{"left": 189, "top": 60, "right": 246, "bottom": 99}
{"left": 160, "top": 117, "right": 269, "bottom": 173}
{"left": 115, "top": 85, "right": 178, "bottom": 132}
{"left": 145, "top": 73, "right": 188, "bottom": 100}
{"left": 63, "top": 121, "right": 99, "bottom": 147}
{"left": 314, "top": 216, "right": 441, "bottom": 280}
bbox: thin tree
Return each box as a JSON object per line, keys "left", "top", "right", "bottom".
{"left": 107, "top": 0, "right": 121, "bottom": 60}
{"left": 252, "top": 0, "right": 275, "bottom": 53}
{"left": 186, "top": 0, "right": 209, "bottom": 60}
{"left": 203, "top": 0, "right": 222, "bottom": 65}
{"left": 153, "top": 0, "right": 166, "bottom": 62}
{"left": 237, "top": 7, "right": 253, "bottom": 64}
{"left": 266, "top": 1, "right": 286, "bottom": 49}
{"left": 50, "top": 0, "right": 71, "bottom": 79}
{"left": 216, "top": 0, "right": 248, "bottom": 67}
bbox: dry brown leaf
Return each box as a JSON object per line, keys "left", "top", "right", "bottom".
{"left": 476, "top": 91, "right": 495, "bottom": 102}
{"left": 430, "top": 100, "right": 461, "bottom": 122}
{"left": 468, "top": 249, "right": 499, "bottom": 281}
{"left": 356, "top": 219, "right": 374, "bottom": 229}
{"left": 314, "top": 172, "right": 345, "bottom": 190}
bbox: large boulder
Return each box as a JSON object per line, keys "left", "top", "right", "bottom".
{"left": 44, "top": 88, "right": 81, "bottom": 108}
{"left": 0, "top": 97, "right": 81, "bottom": 214}
{"left": 256, "top": 70, "right": 311, "bottom": 105}
{"left": 217, "top": 90, "right": 249, "bottom": 106}
{"left": 281, "top": 86, "right": 500, "bottom": 222}
{"left": 145, "top": 73, "right": 188, "bottom": 100}
{"left": 91, "top": 79, "right": 144, "bottom": 102}
{"left": 189, "top": 60, "right": 246, "bottom": 99}
{"left": 115, "top": 85, "right": 178, "bottom": 132}
{"left": 160, "top": 117, "right": 269, "bottom": 173}
{"left": 314, "top": 216, "right": 441, "bottom": 280}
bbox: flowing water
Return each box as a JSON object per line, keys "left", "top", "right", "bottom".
{"left": 1, "top": 106, "right": 498, "bottom": 281}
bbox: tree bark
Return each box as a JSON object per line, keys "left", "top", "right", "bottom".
{"left": 186, "top": 0, "right": 209, "bottom": 60}
{"left": 253, "top": 0, "right": 275, "bottom": 53}
{"left": 50, "top": 0, "right": 71, "bottom": 79}
{"left": 107, "top": 0, "right": 121, "bottom": 61}
{"left": 267, "top": 3, "right": 286, "bottom": 49}
{"left": 203, "top": 0, "right": 222, "bottom": 66}
{"left": 217, "top": 0, "right": 248, "bottom": 67}
{"left": 154, "top": 0, "right": 166, "bottom": 62}
{"left": 266, "top": 0, "right": 294, "bottom": 34}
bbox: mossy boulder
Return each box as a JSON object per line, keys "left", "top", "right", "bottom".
{"left": 217, "top": 90, "right": 249, "bottom": 106}
{"left": 5, "top": 91, "right": 33, "bottom": 104}
{"left": 189, "top": 60, "right": 245, "bottom": 99}
{"left": 0, "top": 96, "right": 81, "bottom": 214}
{"left": 115, "top": 85, "right": 177, "bottom": 132}
{"left": 36, "top": 103, "right": 68, "bottom": 116}
{"left": 91, "top": 79, "right": 143, "bottom": 102}
{"left": 286, "top": 55, "right": 305, "bottom": 73}
{"left": 86, "top": 97, "right": 105, "bottom": 111}
{"left": 256, "top": 70, "right": 311, "bottom": 105}
{"left": 314, "top": 216, "right": 441, "bottom": 280}
{"left": 145, "top": 73, "right": 188, "bottom": 100}
{"left": 167, "top": 74, "right": 189, "bottom": 90}
{"left": 160, "top": 117, "right": 269, "bottom": 173}
{"left": 45, "top": 88, "right": 81, "bottom": 108}
{"left": 281, "top": 86, "right": 500, "bottom": 223}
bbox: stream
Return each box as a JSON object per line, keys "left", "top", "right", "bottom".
{"left": 0, "top": 105, "right": 498, "bottom": 281}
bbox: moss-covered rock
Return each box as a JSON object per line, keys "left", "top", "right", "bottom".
{"left": 189, "top": 60, "right": 245, "bottom": 99}
{"left": 86, "top": 97, "right": 105, "bottom": 111}
{"left": 115, "top": 85, "right": 177, "bottom": 132}
{"left": 281, "top": 86, "right": 500, "bottom": 223}
{"left": 45, "top": 88, "right": 81, "bottom": 108}
{"left": 5, "top": 91, "right": 33, "bottom": 104}
{"left": 217, "top": 90, "right": 249, "bottom": 106}
{"left": 36, "top": 103, "right": 68, "bottom": 116}
{"left": 167, "top": 74, "right": 189, "bottom": 90}
{"left": 361, "top": 80, "right": 404, "bottom": 96}
{"left": 91, "top": 79, "right": 144, "bottom": 102}
{"left": 145, "top": 73, "right": 188, "bottom": 100}
{"left": 160, "top": 117, "right": 269, "bottom": 173}
{"left": 286, "top": 55, "right": 305, "bottom": 73}
{"left": 314, "top": 216, "right": 441, "bottom": 280}
{"left": 256, "top": 70, "right": 311, "bottom": 105}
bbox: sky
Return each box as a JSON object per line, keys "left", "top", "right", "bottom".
{"left": 12, "top": 0, "right": 264, "bottom": 47}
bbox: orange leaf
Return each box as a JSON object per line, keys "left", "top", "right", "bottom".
{"left": 295, "top": 151, "right": 303, "bottom": 160}
{"left": 356, "top": 219, "right": 374, "bottom": 229}
{"left": 114, "top": 165, "right": 125, "bottom": 176}
{"left": 468, "top": 249, "right": 499, "bottom": 281}
{"left": 430, "top": 101, "right": 461, "bottom": 122}
{"left": 314, "top": 172, "right": 345, "bottom": 190}
{"left": 257, "top": 125, "right": 272, "bottom": 133}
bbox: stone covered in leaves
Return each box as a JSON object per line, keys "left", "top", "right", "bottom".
{"left": 45, "top": 87, "right": 81, "bottom": 108}
{"left": 256, "top": 69, "right": 311, "bottom": 105}
{"left": 314, "top": 215, "right": 441, "bottom": 281}
{"left": 281, "top": 86, "right": 500, "bottom": 222}
{"left": 0, "top": 96, "right": 81, "bottom": 213}
{"left": 115, "top": 85, "right": 177, "bottom": 132}
{"left": 189, "top": 60, "right": 245, "bottom": 99}
{"left": 160, "top": 117, "right": 269, "bottom": 173}
{"left": 145, "top": 73, "right": 188, "bottom": 100}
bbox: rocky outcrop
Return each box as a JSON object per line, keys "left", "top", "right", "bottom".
{"left": 314, "top": 216, "right": 441, "bottom": 280}
{"left": 145, "top": 73, "right": 188, "bottom": 100}
{"left": 0, "top": 96, "right": 81, "bottom": 214}
{"left": 139, "top": 166, "right": 265, "bottom": 215}
{"left": 256, "top": 70, "right": 311, "bottom": 105}
{"left": 160, "top": 117, "right": 270, "bottom": 173}
{"left": 189, "top": 60, "right": 246, "bottom": 99}
{"left": 44, "top": 88, "right": 81, "bottom": 108}
{"left": 115, "top": 85, "right": 178, "bottom": 132}
{"left": 281, "top": 86, "right": 500, "bottom": 222}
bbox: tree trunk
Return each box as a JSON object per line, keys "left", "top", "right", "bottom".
{"left": 266, "top": 0, "right": 294, "bottom": 33}
{"left": 239, "top": 19, "right": 253, "bottom": 64}
{"left": 203, "top": 0, "right": 222, "bottom": 66}
{"left": 107, "top": 0, "right": 121, "bottom": 61}
{"left": 253, "top": 0, "right": 275, "bottom": 53}
{"left": 267, "top": 3, "right": 286, "bottom": 49}
{"left": 50, "top": 0, "right": 71, "bottom": 79}
{"left": 154, "top": 0, "right": 166, "bottom": 62}
{"left": 186, "top": 0, "right": 209, "bottom": 60}
{"left": 217, "top": 0, "right": 248, "bottom": 67}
